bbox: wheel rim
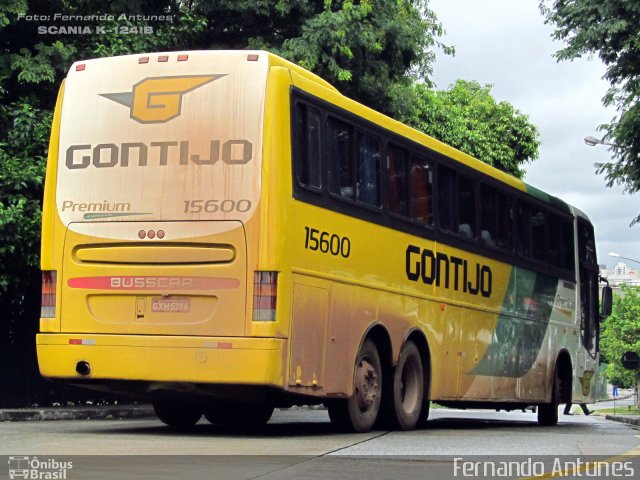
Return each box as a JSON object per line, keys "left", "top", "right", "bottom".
{"left": 355, "top": 357, "right": 379, "bottom": 412}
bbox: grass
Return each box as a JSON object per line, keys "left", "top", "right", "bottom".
{"left": 592, "top": 407, "right": 640, "bottom": 416}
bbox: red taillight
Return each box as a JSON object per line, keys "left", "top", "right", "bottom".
{"left": 41, "top": 271, "right": 57, "bottom": 318}
{"left": 253, "top": 271, "right": 278, "bottom": 321}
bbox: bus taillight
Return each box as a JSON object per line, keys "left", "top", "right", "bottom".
{"left": 253, "top": 271, "right": 278, "bottom": 321}
{"left": 41, "top": 271, "right": 57, "bottom": 318}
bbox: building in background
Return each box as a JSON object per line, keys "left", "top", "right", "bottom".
{"left": 600, "top": 262, "right": 640, "bottom": 287}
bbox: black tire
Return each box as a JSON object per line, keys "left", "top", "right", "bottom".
{"left": 205, "top": 402, "right": 274, "bottom": 426}
{"left": 328, "top": 338, "right": 382, "bottom": 433}
{"left": 153, "top": 399, "right": 202, "bottom": 428}
{"left": 538, "top": 369, "right": 560, "bottom": 426}
{"left": 391, "top": 341, "right": 425, "bottom": 430}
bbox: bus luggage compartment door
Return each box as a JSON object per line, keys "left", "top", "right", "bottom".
{"left": 59, "top": 220, "right": 247, "bottom": 337}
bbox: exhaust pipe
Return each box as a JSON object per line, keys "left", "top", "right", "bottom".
{"left": 76, "top": 361, "right": 91, "bottom": 376}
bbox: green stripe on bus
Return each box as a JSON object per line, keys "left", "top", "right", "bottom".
{"left": 470, "top": 267, "right": 558, "bottom": 378}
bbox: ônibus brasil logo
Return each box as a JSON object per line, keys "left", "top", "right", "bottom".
{"left": 8, "top": 456, "right": 73, "bottom": 479}
{"left": 100, "top": 74, "right": 225, "bottom": 124}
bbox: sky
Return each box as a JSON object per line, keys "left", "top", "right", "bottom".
{"left": 428, "top": 0, "right": 639, "bottom": 270}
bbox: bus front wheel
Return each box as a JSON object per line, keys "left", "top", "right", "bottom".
{"left": 537, "top": 369, "right": 560, "bottom": 426}
{"left": 391, "top": 340, "right": 425, "bottom": 430}
{"left": 205, "top": 402, "right": 274, "bottom": 426}
{"left": 328, "top": 338, "right": 382, "bottom": 433}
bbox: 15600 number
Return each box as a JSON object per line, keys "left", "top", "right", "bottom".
{"left": 183, "top": 199, "right": 252, "bottom": 213}
{"left": 304, "top": 227, "right": 351, "bottom": 258}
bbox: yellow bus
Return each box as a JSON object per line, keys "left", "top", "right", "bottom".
{"left": 37, "top": 50, "right": 612, "bottom": 432}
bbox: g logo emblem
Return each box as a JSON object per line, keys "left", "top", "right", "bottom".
{"left": 100, "top": 75, "right": 225, "bottom": 124}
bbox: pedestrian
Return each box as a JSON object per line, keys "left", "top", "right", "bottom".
{"left": 563, "top": 403, "right": 593, "bottom": 415}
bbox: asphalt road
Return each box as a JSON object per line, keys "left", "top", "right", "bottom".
{"left": 2, "top": 408, "right": 639, "bottom": 479}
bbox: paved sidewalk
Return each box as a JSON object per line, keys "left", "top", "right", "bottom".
{"left": 0, "top": 404, "right": 155, "bottom": 422}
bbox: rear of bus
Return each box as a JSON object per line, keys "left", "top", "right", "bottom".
{"left": 37, "top": 51, "right": 285, "bottom": 416}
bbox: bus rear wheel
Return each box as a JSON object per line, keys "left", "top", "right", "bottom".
{"left": 328, "top": 338, "right": 382, "bottom": 433}
{"left": 391, "top": 341, "right": 425, "bottom": 430}
{"left": 153, "top": 399, "right": 202, "bottom": 428}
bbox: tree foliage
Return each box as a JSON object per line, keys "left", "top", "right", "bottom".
{"left": 599, "top": 285, "right": 640, "bottom": 388}
{"left": 406, "top": 80, "right": 540, "bottom": 178}
{"left": 540, "top": 0, "right": 640, "bottom": 224}
{"left": 0, "top": 0, "right": 541, "bottom": 405}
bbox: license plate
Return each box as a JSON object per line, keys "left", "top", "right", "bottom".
{"left": 151, "top": 297, "right": 190, "bottom": 313}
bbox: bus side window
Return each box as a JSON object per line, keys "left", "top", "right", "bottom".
{"left": 438, "top": 165, "right": 456, "bottom": 233}
{"left": 480, "top": 184, "right": 497, "bottom": 247}
{"left": 578, "top": 219, "right": 598, "bottom": 353}
{"left": 530, "top": 207, "right": 547, "bottom": 262}
{"left": 387, "top": 143, "right": 409, "bottom": 216}
{"left": 496, "top": 191, "right": 514, "bottom": 251}
{"left": 561, "top": 220, "right": 575, "bottom": 271}
{"left": 549, "top": 214, "right": 574, "bottom": 272}
{"left": 356, "top": 132, "right": 381, "bottom": 207}
{"left": 516, "top": 201, "right": 531, "bottom": 258}
{"left": 409, "top": 156, "right": 433, "bottom": 225}
{"left": 295, "top": 104, "right": 322, "bottom": 189}
{"left": 548, "top": 214, "right": 562, "bottom": 268}
{"left": 457, "top": 174, "right": 476, "bottom": 239}
{"left": 328, "top": 116, "right": 354, "bottom": 199}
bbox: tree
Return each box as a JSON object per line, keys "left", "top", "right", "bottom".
{"left": 0, "top": 0, "right": 451, "bottom": 406}
{"left": 406, "top": 80, "right": 540, "bottom": 178}
{"left": 540, "top": 0, "right": 640, "bottom": 224}
{"left": 599, "top": 285, "right": 640, "bottom": 388}
{"left": 0, "top": 0, "right": 541, "bottom": 406}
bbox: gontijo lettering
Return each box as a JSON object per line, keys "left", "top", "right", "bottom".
{"left": 405, "top": 244, "right": 492, "bottom": 298}
{"left": 65, "top": 139, "right": 253, "bottom": 169}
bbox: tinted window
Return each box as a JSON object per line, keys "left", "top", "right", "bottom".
{"left": 549, "top": 215, "right": 575, "bottom": 271}
{"left": 480, "top": 184, "right": 497, "bottom": 247}
{"left": 438, "top": 165, "right": 456, "bottom": 232}
{"left": 328, "top": 117, "right": 353, "bottom": 199}
{"left": 387, "top": 143, "right": 409, "bottom": 216}
{"left": 409, "top": 157, "right": 433, "bottom": 225}
{"left": 531, "top": 208, "right": 546, "bottom": 261}
{"left": 516, "top": 202, "right": 530, "bottom": 257}
{"left": 496, "top": 191, "right": 514, "bottom": 251}
{"left": 457, "top": 174, "right": 476, "bottom": 239}
{"left": 295, "top": 104, "right": 322, "bottom": 188}
{"left": 356, "top": 132, "right": 381, "bottom": 206}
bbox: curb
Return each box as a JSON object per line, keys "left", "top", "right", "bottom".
{"left": 0, "top": 405, "right": 155, "bottom": 422}
{"left": 605, "top": 415, "right": 640, "bottom": 427}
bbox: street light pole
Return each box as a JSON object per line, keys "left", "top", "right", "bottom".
{"left": 584, "top": 136, "right": 620, "bottom": 148}
{"left": 609, "top": 252, "right": 640, "bottom": 265}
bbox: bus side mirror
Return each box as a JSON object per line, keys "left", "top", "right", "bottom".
{"left": 600, "top": 286, "right": 612, "bottom": 318}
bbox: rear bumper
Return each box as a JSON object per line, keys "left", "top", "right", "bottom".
{"left": 37, "top": 334, "right": 286, "bottom": 387}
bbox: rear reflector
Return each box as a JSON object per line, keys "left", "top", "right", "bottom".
{"left": 253, "top": 271, "right": 278, "bottom": 321}
{"left": 41, "top": 271, "right": 57, "bottom": 318}
{"left": 69, "top": 339, "right": 96, "bottom": 346}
